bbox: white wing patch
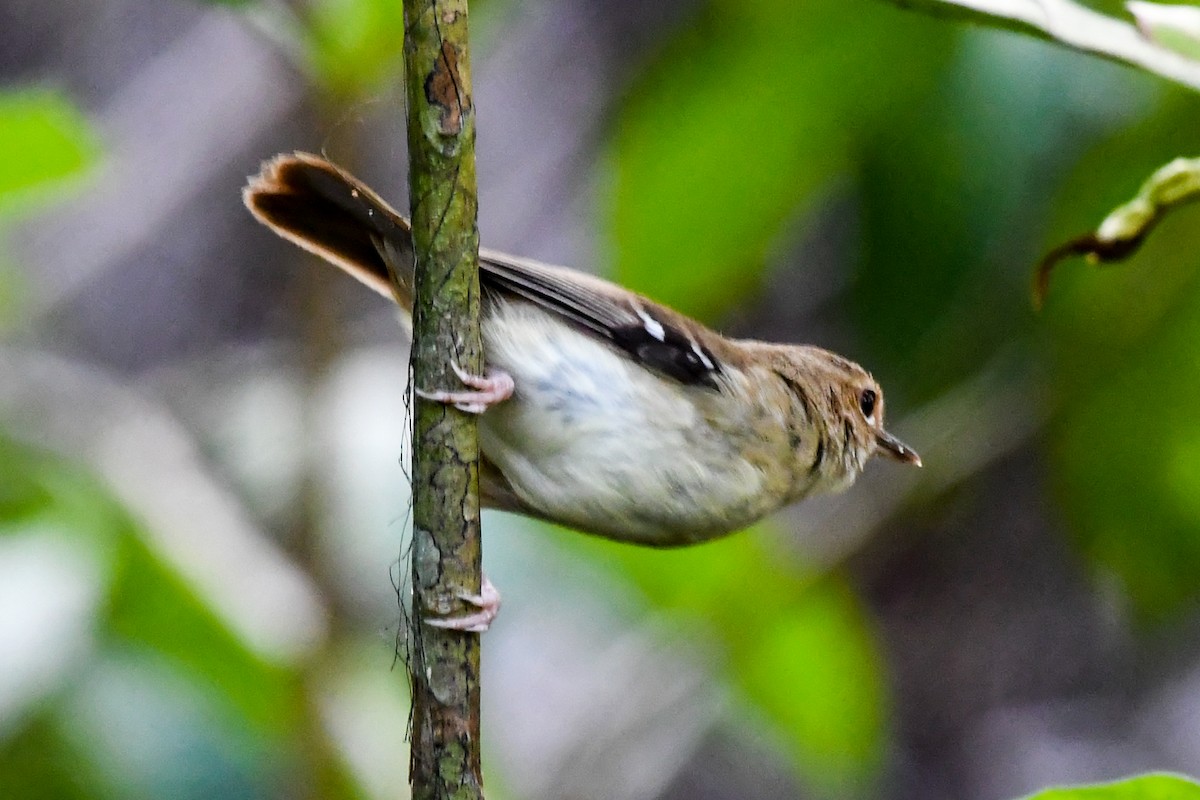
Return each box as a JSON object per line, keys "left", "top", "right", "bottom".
{"left": 634, "top": 305, "right": 666, "bottom": 342}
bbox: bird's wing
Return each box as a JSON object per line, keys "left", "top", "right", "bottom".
{"left": 479, "top": 249, "right": 725, "bottom": 388}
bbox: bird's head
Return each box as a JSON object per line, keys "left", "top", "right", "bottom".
{"left": 771, "top": 346, "right": 921, "bottom": 492}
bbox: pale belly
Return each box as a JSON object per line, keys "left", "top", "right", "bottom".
{"left": 477, "top": 303, "right": 786, "bottom": 544}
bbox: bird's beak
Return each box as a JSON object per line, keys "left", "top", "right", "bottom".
{"left": 876, "top": 429, "right": 922, "bottom": 467}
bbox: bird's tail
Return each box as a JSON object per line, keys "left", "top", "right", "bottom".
{"left": 243, "top": 152, "right": 414, "bottom": 308}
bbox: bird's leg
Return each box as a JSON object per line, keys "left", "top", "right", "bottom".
{"left": 415, "top": 360, "right": 514, "bottom": 414}
{"left": 424, "top": 573, "right": 501, "bottom": 633}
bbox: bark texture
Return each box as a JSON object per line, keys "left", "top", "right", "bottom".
{"left": 401, "top": 0, "right": 484, "bottom": 797}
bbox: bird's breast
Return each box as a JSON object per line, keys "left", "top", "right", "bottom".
{"left": 477, "top": 302, "right": 793, "bottom": 544}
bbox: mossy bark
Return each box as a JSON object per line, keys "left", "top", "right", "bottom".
{"left": 400, "top": 0, "right": 484, "bottom": 797}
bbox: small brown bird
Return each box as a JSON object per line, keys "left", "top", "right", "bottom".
{"left": 244, "top": 153, "right": 921, "bottom": 628}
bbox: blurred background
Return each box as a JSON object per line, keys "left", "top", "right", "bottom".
{"left": 2, "top": 0, "right": 1200, "bottom": 798}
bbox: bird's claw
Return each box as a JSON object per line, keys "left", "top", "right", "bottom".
{"left": 415, "top": 361, "right": 514, "bottom": 414}
{"left": 423, "top": 574, "right": 501, "bottom": 633}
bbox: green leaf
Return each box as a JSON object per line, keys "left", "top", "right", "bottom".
{"left": 0, "top": 89, "right": 100, "bottom": 215}
{"left": 874, "top": 0, "right": 1200, "bottom": 92}
{"left": 1020, "top": 772, "right": 1200, "bottom": 799}
{"left": 1128, "top": 2, "right": 1200, "bottom": 61}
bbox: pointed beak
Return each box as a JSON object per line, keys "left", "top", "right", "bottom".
{"left": 876, "top": 429, "right": 922, "bottom": 467}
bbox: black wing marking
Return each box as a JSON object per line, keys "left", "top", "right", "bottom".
{"left": 608, "top": 318, "right": 721, "bottom": 388}
{"left": 479, "top": 251, "right": 723, "bottom": 389}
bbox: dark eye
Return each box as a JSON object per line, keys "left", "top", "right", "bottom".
{"left": 859, "top": 388, "right": 877, "bottom": 418}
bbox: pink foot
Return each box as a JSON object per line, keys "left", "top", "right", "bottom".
{"left": 415, "top": 361, "right": 514, "bottom": 414}
{"left": 424, "top": 574, "right": 501, "bottom": 633}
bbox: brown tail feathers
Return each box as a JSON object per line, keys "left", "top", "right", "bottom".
{"left": 242, "top": 152, "right": 414, "bottom": 307}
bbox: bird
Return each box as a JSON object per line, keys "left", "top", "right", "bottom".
{"left": 244, "top": 152, "right": 921, "bottom": 630}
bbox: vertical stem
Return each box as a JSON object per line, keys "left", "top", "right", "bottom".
{"left": 400, "top": 0, "right": 484, "bottom": 798}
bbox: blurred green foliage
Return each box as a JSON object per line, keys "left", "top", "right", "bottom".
{"left": 301, "top": 0, "right": 406, "bottom": 100}
{"left": 0, "top": 88, "right": 99, "bottom": 326}
{"left": 1045, "top": 92, "right": 1200, "bottom": 621}
{"left": 610, "top": 0, "right": 951, "bottom": 321}
{"left": 565, "top": 531, "right": 886, "bottom": 792}
{"left": 0, "top": 89, "right": 99, "bottom": 217}
{"left": 1022, "top": 773, "right": 1200, "bottom": 799}
{"left": 0, "top": 437, "right": 300, "bottom": 800}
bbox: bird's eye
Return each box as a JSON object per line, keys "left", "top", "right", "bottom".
{"left": 859, "top": 388, "right": 877, "bottom": 419}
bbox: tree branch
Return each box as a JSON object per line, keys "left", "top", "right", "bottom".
{"left": 400, "top": 0, "right": 484, "bottom": 797}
